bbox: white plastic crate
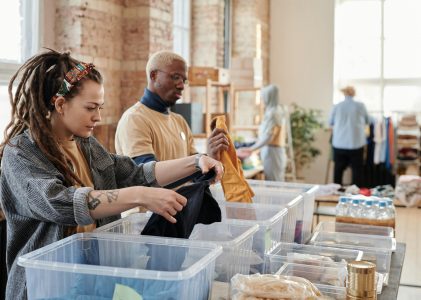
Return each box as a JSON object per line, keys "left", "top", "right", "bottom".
{"left": 310, "top": 231, "right": 393, "bottom": 285}
{"left": 210, "top": 180, "right": 318, "bottom": 244}
{"left": 314, "top": 221, "right": 394, "bottom": 238}
{"left": 95, "top": 213, "right": 259, "bottom": 282}
{"left": 18, "top": 233, "right": 222, "bottom": 300}
{"left": 265, "top": 242, "right": 363, "bottom": 274}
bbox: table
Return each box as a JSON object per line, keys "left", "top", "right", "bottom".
{"left": 210, "top": 243, "right": 406, "bottom": 300}
{"left": 378, "top": 242, "right": 406, "bottom": 300}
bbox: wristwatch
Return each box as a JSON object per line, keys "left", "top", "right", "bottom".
{"left": 194, "top": 153, "right": 207, "bottom": 171}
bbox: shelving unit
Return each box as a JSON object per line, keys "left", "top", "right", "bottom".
{"left": 395, "top": 114, "right": 420, "bottom": 176}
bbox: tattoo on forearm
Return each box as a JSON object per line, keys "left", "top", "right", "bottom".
{"left": 87, "top": 190, "right": 119, "bottom": 210}
{"left": 87, "top": 194, "right": 101, "bottom": 210}
{"left": 106, "top": 190, "right": 119, "bottom": 203}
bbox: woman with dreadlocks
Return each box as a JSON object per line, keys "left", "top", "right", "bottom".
{"left": 0, "top": 49, "right": 223, "bottom": 299}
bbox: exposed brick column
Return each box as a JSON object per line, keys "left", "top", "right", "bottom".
{"left": 54, "top": 0, "right": 173, "bottom": 151}
{"left": 121, "top": 0, "right": 173, "bottom": 111}
{"left": 232, "top": 0, "right": 269, "bottom": 84}
{"left": 191, "top": 0, "right": 225, "bottom": 67}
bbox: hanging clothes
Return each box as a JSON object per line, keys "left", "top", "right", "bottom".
{"left": 213, "top": 115, "right": 254, "bottom": 203}
{"left": 141, "top": 170, "right": 221, "bottom": 239}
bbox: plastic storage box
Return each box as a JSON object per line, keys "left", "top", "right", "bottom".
{"left": 211, "top": 184, "right": 302, "bottom": 244}
{"left": 275, "top": 263, "right": 347, "bottom": 288}
{"left": 248, "top": 180, "right": 319, "bottom": 244}
{"left": 211, "top": 180, "right": 318, "bottom": 244}
{"left": 265, "top": 242, "right": 363, "bottom": 274}
{"left": 218, "top": 201, "right": 288, "bottom": 273}
{"left": 310, "top": 231, "right": 393, "bottom": 285}
{"left": 314, "top": 221, "right": 394, "bottom": 237}
{"left": 18, "top": 233, "right": 222, "bottom": 300}
{"left": 95, "top": 213, "right": 259, "bottom": 282}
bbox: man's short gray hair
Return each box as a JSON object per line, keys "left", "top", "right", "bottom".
{"left": 146, "top": 51, "right": 187, "bottom": 82}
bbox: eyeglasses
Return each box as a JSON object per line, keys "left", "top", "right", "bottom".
{"left": 156, "top": 70, "right": 189, "bottom": 85}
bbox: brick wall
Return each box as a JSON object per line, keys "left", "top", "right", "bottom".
{"left": 231, "top": 0, "right": 270, "bottom": 129}
{"left": 54, "top": 0, "right": 173, "bottom": 151}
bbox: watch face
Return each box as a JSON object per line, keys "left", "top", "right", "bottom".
{"left": 180, "top": 131, "right": 186, "bottom": 141}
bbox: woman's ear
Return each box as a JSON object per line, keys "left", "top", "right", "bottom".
{"left": 53, "top": 96, "right": 66, "bottom": 115}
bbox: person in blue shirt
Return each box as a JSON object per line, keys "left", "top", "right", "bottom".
{"left": 329, "top": 86, "right": 370, "bottom": 186}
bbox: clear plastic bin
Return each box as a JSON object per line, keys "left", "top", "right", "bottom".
{"left": 314, "top": 221, "right": 394, "bottom": 237}
{"left": 318, "top": 286, "right": 346, "bottom": 300}
{"left": 310, "top": 231, "right": 393, "bottom": 285}
{"left": 211, "top": 181, "right": 318, "bottom": 244}
{"left": 265, "top": 242, "right": 363, "bottom": 274}
{"left": 95, "top": 213, "right": 259, "bottom": 282}
{"left": 275, "top": 263, "right": 347, "bottom": 288}
{"left": 18, "top": 233, "right": 222, "bottom": 300}
{"left": 248, "top": 180, "right": 319, "bottom": 244}
{"left": 211, "top": 184, "right": 301, "bottom": 244}
{"left": 218, "top": 201, "right": 288, "bottom": 273}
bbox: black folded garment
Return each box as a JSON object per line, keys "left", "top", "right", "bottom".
{"left": 141, "top": 169, "right": 222, "bottom": 239}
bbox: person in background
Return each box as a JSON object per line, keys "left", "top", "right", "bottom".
{"left": 329, "top": 86, "right": 370, "bottom": 186}
{"left": 115, "top": 51, "right": 229, "bottom": 167}
{"left": 236, "top": 85, "right": 287, "bottom": 181}
{"left": 0, "top": 49, "right": 223, "bottom": 300}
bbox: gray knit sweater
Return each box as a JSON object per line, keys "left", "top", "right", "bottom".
{"left": 0, "top": 130, "right": 157, "bottom": 300}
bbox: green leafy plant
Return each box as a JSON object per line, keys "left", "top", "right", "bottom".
{"left": 289, "top": 103, "right": 324, "bottom": 174}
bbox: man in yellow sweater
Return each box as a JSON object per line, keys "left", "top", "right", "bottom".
{"left": 115, "top": 51, "right": 228, "bottom": 171}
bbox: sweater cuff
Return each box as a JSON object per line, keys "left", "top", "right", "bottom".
{"left": 73, "top": 187, "right": 95, "bottom": 225}
{"left": 143, "top": 161, "right": 160, "bottom": 187}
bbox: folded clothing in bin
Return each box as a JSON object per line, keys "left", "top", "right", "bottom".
{"left": 142, "top": 170, "right": 221, "bottom": 239}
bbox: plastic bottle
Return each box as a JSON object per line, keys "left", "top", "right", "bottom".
{"left": 361, "top": 200, "right": 376, "bottom": 219}
{"left": 384, "top": 198, "right": 396, "bottom": 219}
{"left": 376, "top": 201, "right": 390, "bottom": 220}
{"left": 336, "top": 197, "right": 349, "bottom": 216}
{"left": 349, "top": 199, "right": 362, "bottom": 218}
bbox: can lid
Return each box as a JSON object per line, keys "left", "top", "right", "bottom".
{"left": 347, "top": 261, "right": 376, "bottom": 274}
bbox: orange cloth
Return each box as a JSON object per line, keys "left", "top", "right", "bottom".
{"left": 215, "top": 116, "right": 254, "bottom": 203}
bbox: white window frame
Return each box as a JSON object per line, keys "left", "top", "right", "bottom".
{"left": 0, "top": 0, "right": 41, "bottom": 84}
{"left": 333, "top": 0, "right": 421, "bottom": 114}
{"left": 173, "top": 0, "right": 191, "bottom": 63}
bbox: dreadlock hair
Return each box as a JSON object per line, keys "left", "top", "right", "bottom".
{"left": 0, "top": 49, "right": 103, "bottom": 187}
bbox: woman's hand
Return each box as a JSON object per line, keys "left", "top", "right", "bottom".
{"left": 236, "top": 147, "right": 253, "bottom": 159}
{"left": 139, "top": 186, "right": 187, "bottom": 223}
{"left": 198, "top": 155, "right": 224, "bottom": 183}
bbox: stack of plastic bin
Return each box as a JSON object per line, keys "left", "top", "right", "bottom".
{"left": 211, "top": 180, "right": 318, "bottom": 244}
{"left": 95, "top": 213, "right": 259, "bottom": 282}
{"left": 310, "top": 231, "right": 395, "bottom": 285}
{"left": 314, "top": 221, "right": 394, "bottom": 237}
{"left": 18, "top": 233, "right": 222, "bottom": 300}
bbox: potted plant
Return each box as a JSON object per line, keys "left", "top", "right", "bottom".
{"left": 289, "top": 103, "right": 324, "bottom": 176}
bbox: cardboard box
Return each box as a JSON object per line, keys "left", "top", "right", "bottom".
{"left": 188, "top": 67, "right": 230, "bottom": 86}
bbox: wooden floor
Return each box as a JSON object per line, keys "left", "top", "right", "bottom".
{"left": 316, "top": 206, "right": 421, "bottom": 299}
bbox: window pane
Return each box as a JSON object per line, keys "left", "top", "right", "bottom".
{"left": 383, "top": 85, "right": 421, "bottom": 114}
{"left": 334, "top": 0, "right": 382, "bottom": 79}
{"left": 0, "top": 85, "right": 11, "bottom": 134}
{"left": 0, "top": 1, "right": 22, "bottom": 62}
{"left": 335, "top": 39, "right": 381, "bottom": 79}
{"left": 384, "top": 0, "right": 421, "bottom": 78}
